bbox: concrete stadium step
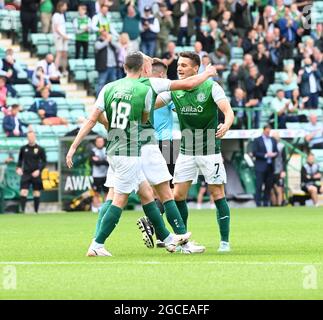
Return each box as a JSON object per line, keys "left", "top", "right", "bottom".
{"left": 60, "top": 83, "right": 78, "bottom": 92}
{"left": 66, "top": 90, "right": 88, "bottom": 98}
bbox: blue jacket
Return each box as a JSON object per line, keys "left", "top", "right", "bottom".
{"left": 300, "top": 68, "right": 322, "bottom": 96}
{"left": 29, "top": 99, "right": 57, "bottom": 118}
{"left": 3, "top": 115, "right": 27, "bottom": 137}
{"left": 252, "top": 136, "right": 278, "bottom": 172}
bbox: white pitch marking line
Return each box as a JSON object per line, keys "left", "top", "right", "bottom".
{"left": 0, "top": 261, "right": 321, "bottom": 266}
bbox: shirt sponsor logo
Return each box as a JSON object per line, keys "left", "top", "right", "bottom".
{"left": 180, "top": 105, "right": 204, "bottom": 114}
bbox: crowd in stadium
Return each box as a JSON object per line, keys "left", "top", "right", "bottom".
{"left": 0, "top": 0, "right": 323, "bottom": 210}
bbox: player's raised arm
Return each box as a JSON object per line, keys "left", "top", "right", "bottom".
{"left": 66, "top": 107, "right": 103, "bottom": 168}
{"left": 169, "top": 64, "right": 217, "bottom": 91}
{"left": 155, "top": 92, "right": 171, "bottom": 110}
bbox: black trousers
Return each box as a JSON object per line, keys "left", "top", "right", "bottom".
{"left": 75, "top": 41, "right": 89, "bottom": 59}
{"left": 255, "top": 164, "right": 274, "bottom": 207}
{"left": 20, "top": 11, "right": 38, "bottom": 48}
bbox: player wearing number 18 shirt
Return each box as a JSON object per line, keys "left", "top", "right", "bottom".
{"left": 66, "top": 52, "right": 192, "bottom": 256}
{"left": 158, "top": 52, "right": 235, "bottom": 252}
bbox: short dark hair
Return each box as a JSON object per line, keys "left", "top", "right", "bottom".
{"left": 0, "top": 76, "right": 6, "bottom": 82}
{"left": 263, "top": 124, "right": 272, "bottom": 130}
{"left": 78, "top": 3, "right": 87, "bottom": 9}
{"left": 152, "top": 58, "right": 168, "bottom": 73}
{"left": 124, "top": 52, "right": 144, "bottom": 72}
{"left": 11, "top": 104, "right": 20, "bottom": 110}
{"left": 179, "top": 52, "right": 201, "bottom": 68}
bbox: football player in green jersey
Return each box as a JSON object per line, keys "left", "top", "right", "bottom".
{"left": 157, "top": 52, "right": 234, "bottom": 252}
{"left": 66, "top": 52, "right": 192, "bottom": 256}
{"left": 95, "top": 53, "right": 218, "bottom": 253}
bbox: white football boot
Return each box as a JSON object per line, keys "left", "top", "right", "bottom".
{"left": 177, "top": 241, "right": 206, "bottom": 254}
{"left": 217, "top": 241, "right": 230, "bottom": 252}
{"left": 164, "top": 232, "right": 192, "bottom": 253}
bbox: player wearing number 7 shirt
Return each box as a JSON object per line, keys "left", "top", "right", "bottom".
{"left": 157, "top": 52, "right": 235, "bottom": 253}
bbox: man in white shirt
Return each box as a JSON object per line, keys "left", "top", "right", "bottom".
{"left": 305, "top": 114, "right": 323, "bottom": 149}
{"left": 37, "top": 53, "right": 61, "bottom": 84}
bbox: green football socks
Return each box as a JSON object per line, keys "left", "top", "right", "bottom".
{"left": 95, "top": 205, "right": 122, "bottom": 244}
{"left": 215, "top": 198, "right": 230, "bottom": 242}
{"left": 175, "top": 200, "right": 189, "bottom": 229}
{"left": 142, "top": 201, "right": 170, "bottom": 241}
{"left": 94, "top": 200, "right": 112, "bottom": 238}
{"left": 164, "top": 200, "right": 186, "bottom": 234}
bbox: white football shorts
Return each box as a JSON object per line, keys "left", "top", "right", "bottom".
{"left": 173, "top": 153, "right": 227, "bottom": 185}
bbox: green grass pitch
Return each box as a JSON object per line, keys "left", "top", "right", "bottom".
{"left": 0, "top": 207, "right": 322, "bottom": 300}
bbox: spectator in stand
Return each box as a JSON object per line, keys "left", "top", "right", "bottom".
{"left": 237, "top": 54, "right": 255, "bottom": 90}
{"left": 304, "top": 114, "right": 323, "bottom": 150}
{"left": 209, "top": 48, "right": 228, "bottom": 77}
{"left": 52, "top": 0, "right": 69, "bottom": 76}
{"left": 116, "top": 33, "right": 134, "bottom": 79}
{"left": 311, "top": 23, "right": 323, "bottom": 51}
{"left": 291, "top": 87, "right": 308, "bottom": 111}
{"left": 140, "top": 6, "right": 160, "bottom": 57}
{"left": 3, "top": 104, "right": 28, "bottom": 137}
{"left": 191, "top": 0, "right": 204, "bottom": 31}
{"left": 162, "top": 41, "right": 178, "bottom": 80}
{"left": 92, "top": 2, "right": 118, "bottom": 37}
{"left": 32, "top": 66, "right": 65, "bottom": 97}
{"left": 218, "top": 10, "right": 236, "bottom": 44}
{"left": 156, "top": 3, "right": 173, "bottom": 57}
{"left": 20, "top": 0, "right": 40, "bottom": 50}
{"left": 242, "top": 28, "right": 258, "bottom": 56}
{"left": 230, "top": 87, "right": 247, "bottom": 129}
{"left": 95, "top": 29, "right": 118, "bottom": 96}
{"left": 173, "top": 0, "right": 196, "bottom": 47}
{"left": 208, "top": 0, "right": 231, "bottom": 21}
{"left": 233, "top": 0, "right": 252, "bottom": 38}
{"left": 253, "top": 124, "right": 278, "bottom": 207}
{"left": 40, "top": 0, "right": 53, "bottom": 33}
{"left": 208, "top": 19, "right": 222, "bottom": 53}
{"left": 37, "top": 54, "right": 61, "bottom": 84}
{"left": 0, "top": 49, "right": 26, "bottom": 96}
{"left": 282, "top": 63, "right": 298, "bottom": 99}
{"left": 16, "top": 131, "right": 46, "bottom": 213}
{"left": 90, "top": 136, "right": 109, "bottom": 197}
{"left": 194, "top": 41, "right": 207, "bottom": 61}
{"left": 73, "top": 4, "right": 91, "bottom": 59}
{"left": 277, "top": 6, "right": 298, "bottom": 59}
{"left": 298, "top": 57, "right": 322, "bottom": 109}
{"left": 120, "top": 0, "right": 141, "bottom": 51}
{"left": 270, "top": 89, "right": 304, "bottom": 129}
{"left": 245, "top": 66, "right": 265, "bottom": 128}
{"left": 227, "top": 62, "right": 240, "bottom": 96}
{"left": 312, "top": 47, "right": 323, "bottom": 93}
{"left": 253, "top": 42, "right": 275, "bottom": 93}
{"left": 29, "top": 87, "right": 68, "bottom": 125}
{"left": 271, "top": 132, "right": 287, "bottom": 207}
{"left": 196, "top": 19, "right": 214, "bottom": 53}
{"left": 0, "top": 76, "right": 8, "bottom": 115}
{"left": 301, "top": 153, "right": 323, "bottom": 207}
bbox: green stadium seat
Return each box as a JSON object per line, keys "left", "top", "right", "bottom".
{"left": 19, "top": 111, "right": 42, "bottom": 125}
{"left": 34, "top": 125, "right": 54, "bottom": 136}
{"left": 51, "top": 84, "right": 66, "bottom": 96}
{"left": 6, "top": 97, "right": 19, "bottom": 107}
{"left": 13, "top": 84, "right": 35, "bottom": 97}
{"left": 57, "top": 110, "right": 71, "bottom": 121}
{"left": 261, "top": 96, "right": 274, "bottom": 108}
{"left": 267, "top": 84, "right": 283, "bottom": 96}
{"left": 286, "top": 122, "right": 303, "bottom": 129}
{"left": 46, "top": 151, "right": 59, "bottom": 163}
{"left": 70, "top": 110, "right": 86, "bottom": 122}
{"left": 19, "top": 97, "right": 35, "bottom": 110}
{"left": 6, "top": 137, "right": 25, "bottom": 150}
{"left": 229, "top": 58, "right": 243, "bottom": 66}
{"left": 0, "top": 138, "right": 7, "bottom": 148}
{"left": 66, "top": 11, "right": 79, "bottom": 23}
{"left": 84, "top": 59, "right": 95, "bottom": 71}
{"left": 51, "top": 125, "right": 69, "bottom": 136}
{"left": 0, "top": 152, "right": 9, "bottom": 164}
{"left": 31, "top": 33, "right": 50, "bottom": 56}
{"left": 231, "top": 47, "right": 244, "bottom": 59}
{"left": 68, "top": 100, "right": 85, "bottom": 111}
